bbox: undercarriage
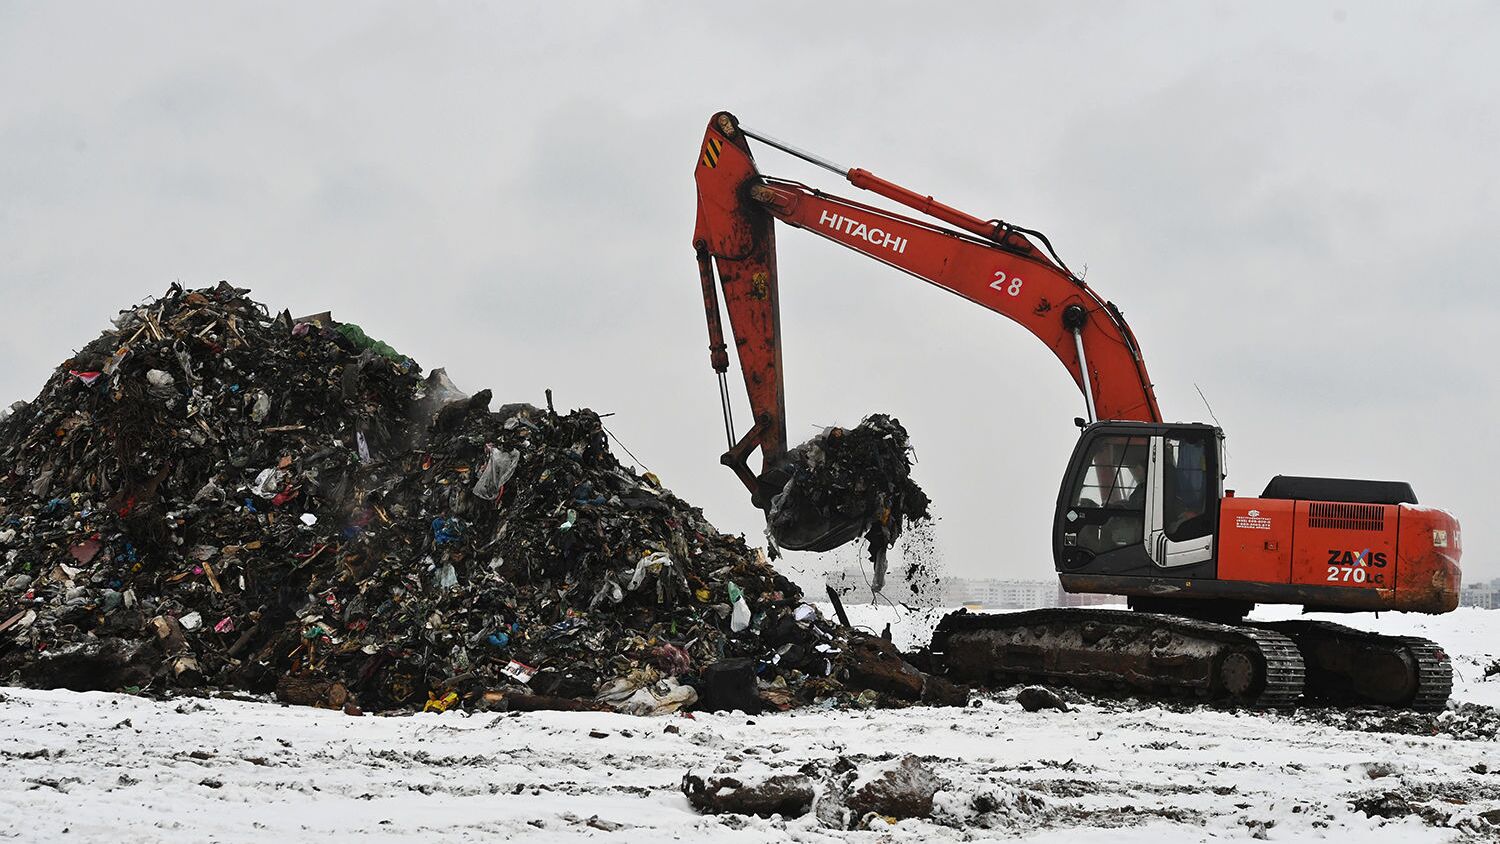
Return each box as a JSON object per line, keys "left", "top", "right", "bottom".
{"left": 929, "top": 607, "right": 1451, "bottom": 711}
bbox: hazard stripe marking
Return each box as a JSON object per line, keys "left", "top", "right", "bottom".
{"left": 701, "top": 137, "right": 722, "bottom": 168}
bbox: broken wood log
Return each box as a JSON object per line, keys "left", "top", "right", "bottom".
{"left": 841, "top": 633, "right": 924, "bottom": 701}
{"left": 275, "top": 674, "right": 350, "bottom": 708}
{"left": 150, "top": 615, "right": 202, "bottom": 684}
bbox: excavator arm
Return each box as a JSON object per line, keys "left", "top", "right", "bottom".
{"left": 694, "top": 111, "right": 1161, "bottom": 516}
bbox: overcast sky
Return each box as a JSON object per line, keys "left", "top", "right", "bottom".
{"left": 2, "top": 2, "right": 1495, "bottom": 593}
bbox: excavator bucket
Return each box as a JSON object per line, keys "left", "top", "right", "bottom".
{"left": 765, "top": 415, "right": 930, "bottom": 575}
{"left": 766, "top": 496, "right": 869, "bottom": 552}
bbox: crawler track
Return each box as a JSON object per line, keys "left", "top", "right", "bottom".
{"left": 931, "top": 608, "right": 1305, "bottom": 708}
{"left": 931, "top": 609, "right": 1452, "bottom": 711}
{"left": 1252, "top": 620, "right": 1452, "bottom": 711}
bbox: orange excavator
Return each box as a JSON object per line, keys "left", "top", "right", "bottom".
{"left": 693, "top": 111, "right": 1462, "bottom": 710}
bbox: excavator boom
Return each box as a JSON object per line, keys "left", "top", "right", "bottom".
{"left": 694, "top": 111, "right": 1159, "bottom": 504}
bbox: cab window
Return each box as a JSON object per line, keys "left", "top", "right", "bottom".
{"left": 1065, "top": 435, "right": 1150, "bottom": 558}
{"left": 1163, "top": 434, "right": 1213, "bottom": 541}
{"left": 1070, "top": 435, "right": 1150, "bottom": 509}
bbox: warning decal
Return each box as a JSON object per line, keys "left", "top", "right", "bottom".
{"left": 701, "top": 137, "right": 722, "bottom": 168}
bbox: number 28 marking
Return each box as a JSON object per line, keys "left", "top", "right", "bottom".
{"left": 990, "top": 270, "right": 1023, "bottom": 297}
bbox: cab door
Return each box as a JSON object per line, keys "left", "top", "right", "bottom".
{"left": 1143, "top": 431, "right": 1218, "bottom": 568}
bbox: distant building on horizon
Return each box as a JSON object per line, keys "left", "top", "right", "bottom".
{"left": 941, "top": 577, "right": 1053, "bottom": 609}
{"left": 1459, "top": 579, "right": 1499, "bottom": 609}
{"left": 823, "top": 567, "right": 1120, "bottom": 610}
{"left": 943, "top": 576, "right": 1119, "bottom": 610}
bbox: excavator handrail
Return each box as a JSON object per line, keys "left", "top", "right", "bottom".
{"left": 740, "top": 122, "right": 1085, "bottom": 276}
{"left": 760, "top": 177, "right": 1045, "bottom": 256}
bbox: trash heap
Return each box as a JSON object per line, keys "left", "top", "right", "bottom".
{"left": 767, "top": 414, "right": 931, "bottom": 592}
{"left": 0, "top": 283, "right": 962, "bottom": 714}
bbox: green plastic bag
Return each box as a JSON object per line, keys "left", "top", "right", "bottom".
{"left": 336, "top": 323, "right": 405, "bottom": 363}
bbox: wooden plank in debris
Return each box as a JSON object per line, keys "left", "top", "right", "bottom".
{"left": 294, "top": 543, "right": 331, "bottom": 570}
{"left": 200, "top": 559, "right": 223, "bottom": 593}
{"left": 0, "top": 609, "right": 29, "bottom": 635}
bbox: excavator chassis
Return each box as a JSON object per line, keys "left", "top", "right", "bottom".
{"left": 930, "top": 608, "right": 1453, "bottom": 711}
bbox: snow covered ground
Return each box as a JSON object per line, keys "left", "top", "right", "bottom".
{"left": 3, "top": 608, "right": 1498, "bottom": 842}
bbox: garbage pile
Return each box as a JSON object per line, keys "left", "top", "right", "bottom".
{"left": 0, "top": 283, "right": 961, "bottom": 714}
{"left": 767, "top": 414, "right": 930, "bottom": 592}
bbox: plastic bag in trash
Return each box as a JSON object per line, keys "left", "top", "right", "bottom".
{"left": 145, "top": 369, "right": 177, "bottom": 401}
{"left": 246, "top": 390, "right": 271, "bottom": 423}
{"left": 615, "top": 677, "right": 699, "bottom": 716}
{"left": 472, "top": 446, "right": 520, "bottom": 500}
{"left": 251, "top": 468, "right": 287, "bottom": 499}
{"left": 627, "top": 551, "right": 672, "bottom": 591}
{"left": 728, "top": 581, "right": 751, "bottom": 633}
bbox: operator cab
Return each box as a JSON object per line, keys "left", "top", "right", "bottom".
{"left": 1054, "top": 421, "right": 1223, "bottom": 579}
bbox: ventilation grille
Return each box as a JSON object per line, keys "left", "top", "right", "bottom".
{"left": 1307, "top": 502, "right": 1385, "bottom": 532}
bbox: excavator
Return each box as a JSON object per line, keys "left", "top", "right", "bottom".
{"left": 692, "top": 111, "right": 1463, "bottom": 711}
